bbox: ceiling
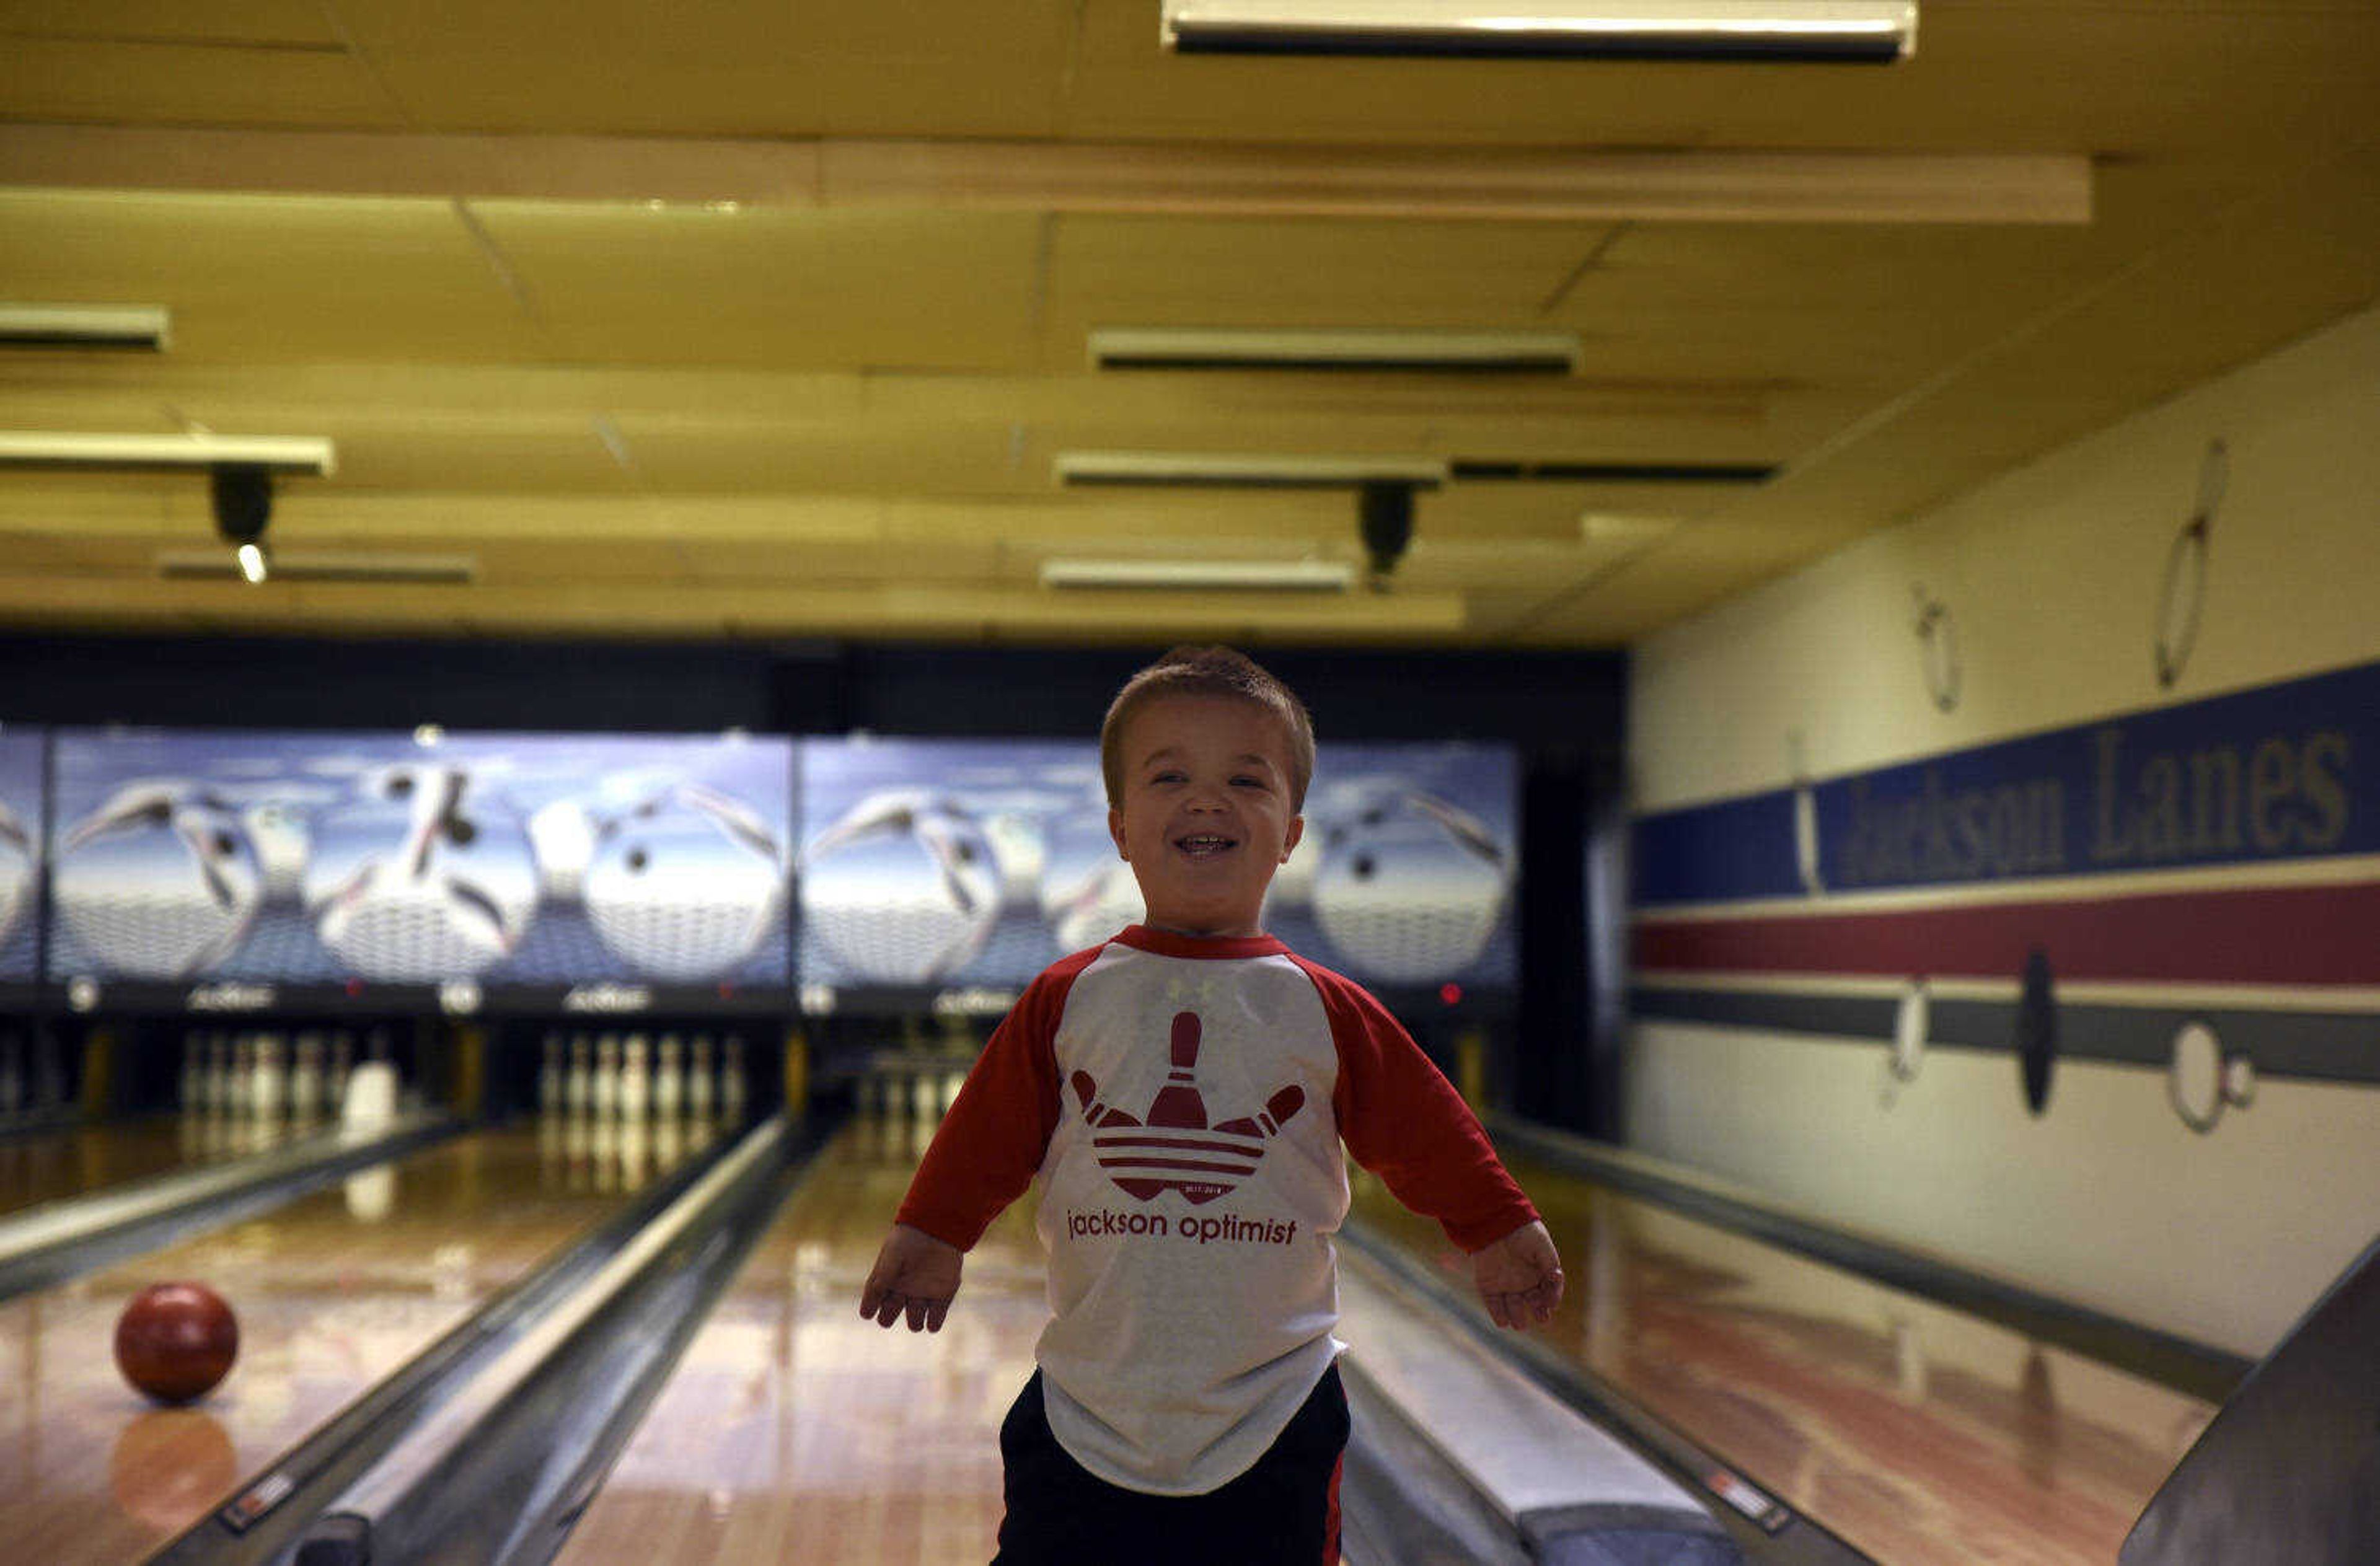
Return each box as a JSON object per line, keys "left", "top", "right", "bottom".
{"left": 0, "top": 1, "right": 2374, "bottom": 648}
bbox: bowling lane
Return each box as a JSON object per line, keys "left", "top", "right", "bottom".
{"left": 0, "top": 1114, "right": 308, "bottom": 1220}
{"left": 554, "top": 1114, "right": 1047, "bottom": 1566}
{"left": 1350, "top": 1148, "right": 2215, "bottom": 1566}
{"left": 1, "top": 1115, "right": 719, "bottom": 1564}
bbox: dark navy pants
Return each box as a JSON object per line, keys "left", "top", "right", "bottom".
{"left": 992, "top": 1364, "right": 1348, "bottom": 1566}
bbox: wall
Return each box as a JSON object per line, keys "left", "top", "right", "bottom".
{"left": 1623, "top": 304, "right": 2380, "bottom": 1357}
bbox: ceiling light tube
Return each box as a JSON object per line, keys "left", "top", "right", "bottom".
{"left": 0, "top": 304, "right": 172, "bottom": 351}
{"left": 1042, "top": 558, "right": 1355, "bottom": 592}
{"left": 157, "top": 550, "right": 479, "bottom": 585}
{"left": 0, "top": 431, "right": 336, "bottom": 475}
{"left": 1161, "top": 1, "right": 1918, "bottom": 63}
{"left": 1056, "top": 451, "right": 1447, "bottom": 488}
{"left": 1088, "top": 327, "right": 1580, "bottom": 374}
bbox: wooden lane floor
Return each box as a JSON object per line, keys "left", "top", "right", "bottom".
{"left": 0, "top": 1114, "right": 724, "bottom": 1564}
{"left": 555, "top": 1113, "right": 1047, "bottom": 1566}
{"left": 1349, "top": 1150, "right": 2216, "bottom": 1565}
{"left": 0, "top": 1113, "right": 309, "bottom": 1220}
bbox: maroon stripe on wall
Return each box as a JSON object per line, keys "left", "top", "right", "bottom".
{"left": 1633, "top": 879, "right": 2380, "bottom": 986}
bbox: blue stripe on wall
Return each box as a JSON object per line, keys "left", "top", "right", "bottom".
{"left": 1636, "top": 658, "right": 2378, "bottom": 907}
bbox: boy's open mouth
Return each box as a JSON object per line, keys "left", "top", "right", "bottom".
{"left": 1173, "top": 834, "right": 1238, "bottom": 858}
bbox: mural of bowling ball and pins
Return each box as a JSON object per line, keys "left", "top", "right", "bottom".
{"left": 1070, "top": 1011, "right": 1306, "bottom": 1205}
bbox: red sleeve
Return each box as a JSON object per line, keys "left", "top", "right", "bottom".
{"left": 892, "top": 948, "right": 1098, "bottom": 1251}
{"left": 1295, "top": 956, "right": 1540, "bottom": 1254}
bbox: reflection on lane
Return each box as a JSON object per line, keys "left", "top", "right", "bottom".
{"left": 0, "top": 1114, "right": 315, "bottom": 1221}
{"left": 1, "top": 1115, "right": 726, "bottom": 1566}
{"left": 557, "top": 1113, "right": 1047, "bottom": 1566}
{"left": 1350, "top": 1150, "right": 2213, "bottom": 1566}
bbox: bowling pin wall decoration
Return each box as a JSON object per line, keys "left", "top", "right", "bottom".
{"left": 1071, "top": 1011, "right": 1305, "bottom": 1205}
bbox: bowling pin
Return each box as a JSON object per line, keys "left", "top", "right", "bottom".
{"left": 688, "top": 1034, "right": 715, "bottom": 1119}
{"left": 539, "top": 1032, "right": 562, "bottom": 1117}
{"left": 566, "top": 1034, "right": 591, "bottom": 1116}
{"left": 252, "top": 1032, "right": 286, "bottom": 1124}
{"left": 328, "top": 1031, "right": 353, "bottom": 1112}
{"left": 593, "top": 1034, "right": 619, "bottom": 1119}
{"left": 228, "top": 1036, "right": 255, "bottom": 1122}
{"left": 654, "top": 1033, "right": 683, "bottom": 1120}
{"left": 180, "top": 1032, "right": 205, "bottom": 1114}
{"left": 592, "top": 1115, "right": 620, "bottom": 1192}
{"left": 619, "top": 1033, "right": 650, "bottom": 1121}
{"left": 654, "top": 1115, "right": 682, "bottom": 1171}
{"left": 205, "top": 1033, "right": 229, "bottom": 1112}
{"left": 563, "top": 1111, "right": 591, "bottom": 1191}
{"left": 619, "top": 1119, "right": 650, "bottom": 1189}
{"left": 291, "top": 1032, "right": 325, "bottom": 1124}
{"left": 342, "top": 1057, "right": 399, "bottom": 1130}
{"left": 720, "top": 1034, "right": 747, "bottom": 1122}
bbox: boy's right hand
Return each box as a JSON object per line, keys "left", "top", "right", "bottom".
{"left": 858, "top": 1223, "right": 963, "bottom": 1332}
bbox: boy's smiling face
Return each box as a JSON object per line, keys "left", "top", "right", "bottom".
{"left": 1108, "top": 693, "right": 1304, "bottom": 939}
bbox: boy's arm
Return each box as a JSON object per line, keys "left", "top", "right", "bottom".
{"left": 1303, "top": 959, "right": 1563, "bottom": 1325}
{"left": 862, "top": 957, "right": 1086, "bottom": 1332}
{"left": 894, "top": 967, "right": 1071, "bottom": 1247}
{"left": 1316, "top": 966, "right": 1537, "bottom": 1249}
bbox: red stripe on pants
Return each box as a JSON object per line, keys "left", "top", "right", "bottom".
{"left": 1322, "top": 1451, "right": 1342, "bottom": 1565}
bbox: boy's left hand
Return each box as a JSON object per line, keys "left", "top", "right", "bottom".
{"left": 1472, "top": 1220, "right": 1564, "bottom": 1330}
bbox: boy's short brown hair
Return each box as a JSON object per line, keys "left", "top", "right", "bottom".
{"left": 1101, "top": 645, "right": 1316, "bottom": 812}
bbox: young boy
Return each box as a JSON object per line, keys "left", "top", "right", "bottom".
{"left": 858, "top": 645, "right": 1564, "bottom": 1565}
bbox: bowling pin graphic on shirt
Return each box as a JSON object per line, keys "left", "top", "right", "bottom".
{"left": 1069, "top": 1010, "right": 1306, "bottom": 1205}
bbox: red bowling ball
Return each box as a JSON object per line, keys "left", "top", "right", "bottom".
{"left": 114, "top": 1282, "right": 239, "bottom": 1405}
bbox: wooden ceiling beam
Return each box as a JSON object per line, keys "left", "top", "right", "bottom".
{"left": 0, "top": 571, "right": 1468, "bottom": 639}
{"left": 0, "top": 124, "right": 2091, "bottom": 225}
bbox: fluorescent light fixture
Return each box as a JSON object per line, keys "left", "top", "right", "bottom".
{"left": 158, "top": 550, "right": 478, "bottom": 585}
{"left": 1161, "top": 1, "right": 1918, "bottom": 63}
{"left": 1088, "top": 327, "right": 1580, "bottom": 374}
{"left": 0, "top": 431, "right": 336, "bottom": 475}
{"left": 1451, "top": 457, "right": 1775, "bottom": 483}
{"left": 236, "top": 543, "right": 269, "bottom": 584}
{"left": 1056, "top": 451, "right": 1447, "bottom": 488}
{"left": 0, "top": 304, "right": 172, "bottom": 351}
{"left": 1042, "top": 558, "right": 1355, "bottom": 592}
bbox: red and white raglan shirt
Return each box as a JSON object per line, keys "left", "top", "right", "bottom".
{"left": 895, "top": 924, "right": 1540, "bottom": 1497}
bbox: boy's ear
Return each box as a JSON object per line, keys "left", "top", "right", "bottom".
{"left": 1108, "top": 806, "right": 1128, "bottom": 860}
{"left": 1280, "top": 814, "right": 1303, "bottom": 862}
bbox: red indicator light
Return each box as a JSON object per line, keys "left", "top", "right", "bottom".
{"left": 345, "top": 979, "right": 363, "bottom": 998}
{"left": 1439, "top": 983, "right": 1463, "bottom": 1006}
